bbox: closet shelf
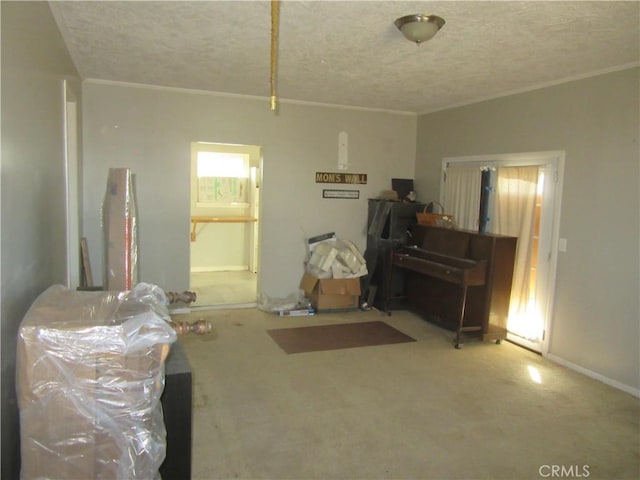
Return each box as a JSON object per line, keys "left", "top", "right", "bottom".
{"left": 190, "top": 216, "right": 257, "bottom": 241}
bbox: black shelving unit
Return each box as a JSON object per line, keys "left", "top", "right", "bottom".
{"left": 362, "top": 199, "right": 425, "bottom": 310}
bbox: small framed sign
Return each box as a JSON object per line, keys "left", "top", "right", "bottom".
{"left": 323, "top": 189, "right": 360, "bottom": 199}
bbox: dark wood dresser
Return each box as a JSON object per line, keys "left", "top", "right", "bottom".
{"left": 384, "top": 225, "right": 517, "bottom": 348}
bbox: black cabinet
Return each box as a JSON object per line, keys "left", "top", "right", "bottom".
{"left": 363, "top": 199, "right": 424, "bottom": 309}
{"left": 160, "top": 342, "right": 193, "bottom": 479}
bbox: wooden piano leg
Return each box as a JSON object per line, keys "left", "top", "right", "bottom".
{"left": 455, "top": 285, "right": 468, "bottom": 349}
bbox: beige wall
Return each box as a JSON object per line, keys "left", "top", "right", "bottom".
{"left": 1, "top": 2, "right": 81, "bottom": 477}
{"left": 416, "top": 68, "right": 640, "bottom": 392}
{"left": 190, "top": 223, "right": 251, "bottom": 271}
{"left": 81, "top": 82, "right": 417, "bottom": 296}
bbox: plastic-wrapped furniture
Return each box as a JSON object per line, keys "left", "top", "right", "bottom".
{"left": 17, "top": 283, "right": 177, "bottom": 479}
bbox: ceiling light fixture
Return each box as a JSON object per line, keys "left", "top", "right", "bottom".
{"left": 394, "top": 14, "right": 445, "bottom": 45}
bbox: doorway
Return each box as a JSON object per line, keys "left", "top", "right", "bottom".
{"left": 441, "top": 151, "right": 564, "bottom": 353}
{"left": 189, "top": 142, "right": 261, "bottom": 308}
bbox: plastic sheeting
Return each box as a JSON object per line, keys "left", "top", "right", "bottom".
{"left": 16, "top": 283, "right": 177, "bottom": 480}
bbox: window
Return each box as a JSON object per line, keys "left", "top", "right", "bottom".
{"left": 195, "top": 151, "right": 250, "bottom": 206}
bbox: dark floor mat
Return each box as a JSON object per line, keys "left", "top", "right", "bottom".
{"left": 267, "top": 320, "right": 416, "bottom": 354}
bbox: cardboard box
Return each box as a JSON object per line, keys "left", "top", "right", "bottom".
{"left": 103, "top": 168, "right": 138, "bottom": 291}
{"left": 17, "top": 284, "right": 176, "bottom": 479}
{"left": 300, "top": 273, "right": 361, "bottom": 312}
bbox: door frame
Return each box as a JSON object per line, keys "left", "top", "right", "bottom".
{"left": 441, "top": 150, "right": 565, "bottom": 354}
{"left": 63, "top": 80, "right": 80, "bottom": 289}
{"left": 248, "top": 155, "right": 263, "bottom": 275}
{"left": 189, "top": 141, "right": 262, "bottom": 307}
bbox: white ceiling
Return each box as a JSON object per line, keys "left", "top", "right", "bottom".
{"left": 49, "top": 1, "right": 639, "bottom": 114}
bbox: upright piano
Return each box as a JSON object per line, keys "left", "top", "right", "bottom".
{"left": 383, "top": 224, "right": 517, "bottom": 348}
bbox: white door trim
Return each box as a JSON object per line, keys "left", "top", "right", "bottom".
{"left": 63, "top": 80, "right": 80, "bottom": 289}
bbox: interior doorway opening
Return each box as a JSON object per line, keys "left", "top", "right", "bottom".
{"left": 189, "top": 142, "right": 262, "bottom": 308}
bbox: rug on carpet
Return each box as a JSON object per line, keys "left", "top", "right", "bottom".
{"left": 266, "top": 320, "right": 416, "bottom": 354}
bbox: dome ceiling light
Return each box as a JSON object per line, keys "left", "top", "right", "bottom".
{"left": 394, "top": 14, "right": 445, "bottom": 45}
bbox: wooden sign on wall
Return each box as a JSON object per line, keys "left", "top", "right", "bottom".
{"left": 315, "top": 172, "right": 367, "bottom": 184}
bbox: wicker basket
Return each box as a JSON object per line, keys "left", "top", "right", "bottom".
{"left": 416, "top": 202, "right": 455, "bottom": 228}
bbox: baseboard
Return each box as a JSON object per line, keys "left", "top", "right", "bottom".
{"left": 168, "top": 307, "right": 191, "bottom": 315}
{"left": 190, "top": 266, "right": 249, "bottom": 273}
{"left": 190, "top": 302, "right": 257, "bottom": 311}
{"left": 545, "top": 353, "right": 640, "bottom": 398}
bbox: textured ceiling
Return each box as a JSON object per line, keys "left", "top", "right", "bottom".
{"left": 49, "top": 1, "right": 639, "bottom": 114}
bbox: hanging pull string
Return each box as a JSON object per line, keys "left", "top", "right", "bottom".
{"left": 270, "top": 0, "right": 280, "bottom": 111}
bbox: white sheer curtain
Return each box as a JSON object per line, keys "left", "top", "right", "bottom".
{"left": 443, "top": 165, "right": 482, "bottom": 231}
{"left": 489, "top": 166, "right": 540, "bottom": 340}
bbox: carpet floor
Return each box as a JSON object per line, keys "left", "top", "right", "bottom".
{"left": 176, "top": 308, "right": 640, "bottom": 480}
